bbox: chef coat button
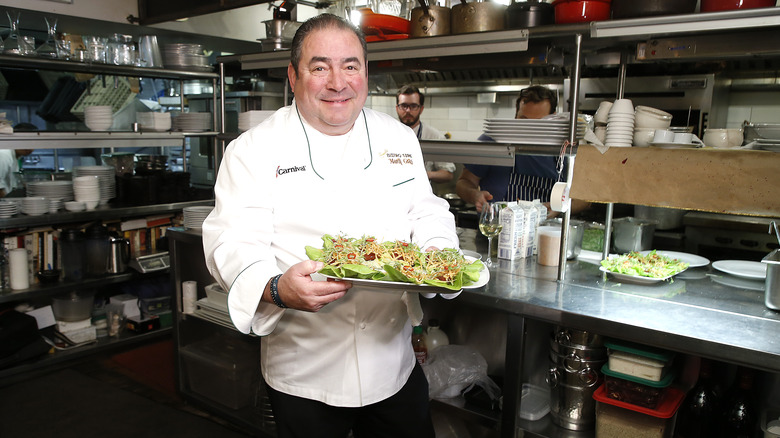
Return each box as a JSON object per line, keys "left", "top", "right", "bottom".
{"left": 360, "top": 323, "right": 367, "bottom": 330}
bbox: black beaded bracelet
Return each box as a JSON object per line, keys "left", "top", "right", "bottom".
{"left": 269, "top": 274, "right": 287, "bottom": 308}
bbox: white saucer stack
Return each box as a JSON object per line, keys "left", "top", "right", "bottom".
{"left": 0, "top": 200, "right": 20, "bottom": 218}
{"left": 604, "top": 99, "right": 634, "bottom": 148}
{"left": 26, "top": 180, "right": 74, "bottom": 201}
{"left": 238, "top": 111, "right": 275, "bottom": 132}
{"left": 172, "top": 112, "right": 211, "bottom": 132}
{"left": 183, "top": 206, "right": 213, "bottom": 230}
{"left": 84, "top": 105, "right": 113, "bottom": 131}
{"left": 72, "top": 175, "right": 100, "bottom": 210}
{"left": 73, "top": 165, "right": 115, "bottom": 205}
{"left": 48, "top": 198, "right": 63, "bottom": 213}
{"left": 136, "top": 112, "right": 172, "bottom": 132}
{"left": 22, "top": 197, "right": 49, "bottom": 216}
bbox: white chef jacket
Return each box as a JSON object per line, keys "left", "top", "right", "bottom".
{"left": 0, "top": 150, "right": 19, "bottom": 195}
{"left": 202, "top": 101, "right": 458, "bottom": 407}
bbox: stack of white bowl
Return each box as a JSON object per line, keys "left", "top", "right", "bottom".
{"left": 84, "top": 105, "right": 113, "bottom": 131}
{"left": 136, "top": 112, "right": 172, "bottom": 132}
{"left": 183, "top": 206, "right": 213, "bottom": 230}
{"left": 21, "top": 197, "right": 49, "bottom": 216}
{"left": 238, "top": 110, "right": 275, "bottom": 132}
{"left": 604, "top": 99, "right": 635, "bottom": 147}
{"left": 172, "top": 112, "right": 211, "bottom": 132}
{"left": 73, "top": 165, "right": 115, "bottom": 205}
{"left": 73, "top": 176, "right": 101, "bottom": 210}
{"left": 634, "top": 106, "right": 673, "bottom": 147}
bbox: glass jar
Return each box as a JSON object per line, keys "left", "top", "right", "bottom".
{"left": 107, "top": 33, "right": 136, "bottom": 66}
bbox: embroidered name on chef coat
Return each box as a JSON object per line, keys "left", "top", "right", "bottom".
{"left": 384, "top": 152, "right": 413, "bottom": 166}
{"left": 277, "top": 164, "right": 307, "bottom": 178}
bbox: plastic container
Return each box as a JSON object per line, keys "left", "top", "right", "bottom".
{"left": 179, "top": 334, "right": 260, "bottom": 410}
{"left": 205, "top": 282, "right": 228, "bottom": 309}
{"left": 60, "top": 229, "right": 86, "bottom": 281}
{"left": 51, "top": 291, "right": 95, "bottom": 322}
{"left": 763, "top": 409, "right": 780, "bottom": 438}
{"left": 519, "top": 383, "right": 551, "bottom": 421}
{"left": 593, "top": 384, "right": 685, "bottom": 438}
{"left": 425, "top": 319, "right": 449, "bottom": 352}
{"left": 602, "top": 363, "right": 675, "bottom": 409}
{"left": 605, "top": 340, "right": 675, "bottom": 382}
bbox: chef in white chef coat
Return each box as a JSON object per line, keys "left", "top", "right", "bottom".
{"left": 202, "top": 14, "right": 458, "bottom": 438}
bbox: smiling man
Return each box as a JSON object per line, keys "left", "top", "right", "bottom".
{"left": 202, "top": 13, "right": 457, "bottom": 438}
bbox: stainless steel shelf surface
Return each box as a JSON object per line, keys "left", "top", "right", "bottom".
{"left": 461, "top": 255, "right": 780, "bottom": 373}
{"left": 0, "top": 54, "right": 219, "bottom": 80}
{"left": 0, "top": 199, "right": 214, "bottom": 229}
{"left": 0, "top": 131, "right": 191, "bottom": 149}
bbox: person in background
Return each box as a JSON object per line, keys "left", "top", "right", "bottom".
{"left": 0, "top": 148, "right": 33, "bottom": 198}
{"left": 456, "top": 85, "right": 590, "bottom": 215}
{"left": 396, "top": 84, "right": 456, "bottom": 184}
{"left": 202, "top": 14, "right": 457, "bottom": 438}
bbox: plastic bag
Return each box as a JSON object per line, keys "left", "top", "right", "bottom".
{"left": 422, "top": 344, "right": 501, "bottom": 401}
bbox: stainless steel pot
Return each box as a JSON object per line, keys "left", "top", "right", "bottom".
{"left": 451, "top": 0, "right": 506, "bottom": 35}
{"left": 505, "top": 0, "right": 554, "bottom": 29}
{"left": 411, "top": 0, "right": 451, "bottom": 37}
{"left": 612, "top": 217, "right": 659, "bottom": 253}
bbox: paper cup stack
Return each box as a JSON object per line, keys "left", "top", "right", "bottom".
{"left": 73, "top": 165, "right": 115, "bottom": 205}
{"left": 136, "top": 112, "right": 172, "bottom": 131}
{"left": 73, "top": 175, "right": 101, "bottom": 210}
{"left": 604, "top": 99, "right": 635, "bottom": 148}
{"left": 21, "top": 197, "right": 49, "bottom": 216}
{"left": 84, "top": 105, "right": 113, "bottom": 131}
{"left": 183, "top": 206, "right": 213, "bottom": 230}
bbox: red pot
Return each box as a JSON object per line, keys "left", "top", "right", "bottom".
{"left": 700, "top": 0, "right": 776, "bottom": 12}
{"left": 551, "top": 0, "right": 611, "bottom": 24}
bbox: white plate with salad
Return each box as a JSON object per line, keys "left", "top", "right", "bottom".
{"left": 322, "top": 256, "right": 489, "bottom": 294}
{"left": 639, "top": 250, "right": 710, "bottom": 268}
{"left": 600, "top": 251, "right": 689, "bottom": 285}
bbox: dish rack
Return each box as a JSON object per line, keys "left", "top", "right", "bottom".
{"left": 70, "top": 76, "right": 136, "bottom": 120}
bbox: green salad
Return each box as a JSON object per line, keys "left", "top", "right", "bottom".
{"left": 305, "top": 234, "right": 484, "bottom": 291}
{"left": 601, "top": 250, "right": 689, "bottom": 279}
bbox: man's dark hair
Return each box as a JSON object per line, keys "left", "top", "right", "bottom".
{"left": 290, "top": 14, "right": 367, "bottom": 76}
{"left": 516, "top": 85, "right": 557, "bottom": 114}
{"left": 396, "top": 84, "right": 425, "bottom": 106}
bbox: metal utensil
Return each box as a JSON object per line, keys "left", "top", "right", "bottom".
{"left": 770, "top": 221, "right": 780, "bottom": 246}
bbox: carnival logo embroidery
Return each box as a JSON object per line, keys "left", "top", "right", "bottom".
{"left": 277, "top": 164, "right": 307, "bottom": 178}
{"left": 386, "top": 152, "right": 413, "bottom": 166}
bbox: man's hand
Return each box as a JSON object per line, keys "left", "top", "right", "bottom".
{"left": 274, "top": 260, "right": 352, "bottom": 312}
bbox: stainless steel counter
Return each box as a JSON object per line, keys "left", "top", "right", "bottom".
{"left": 458, "top": 247, "right": 780, "bottom": 373}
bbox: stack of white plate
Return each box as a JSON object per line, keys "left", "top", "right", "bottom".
{"left": 48, "top": 198, "right": 63, "bottom": 213}
{"left": 162, "top": 43, "right": 212, "bottom": 72}
{"left": 605, "top": 99, "right": 635, "bottom": 148}
{"left": 21, "top": 197, "right": 49, "bottom": 216}
{"left": 136, "top": 112, "right": 172, "bottom": 131}
{"left": 72, "top": 175, "right": 101, "bottom": 210}
{"left": 172, "top": 112, "right": 211, "bottom": 132}
{"left": 84, "top": 105, "right": 113, "bottom": 131}
{"left": 73, "top": 166, "right": 115, "bottom": 205}
{"left": 0, "top": 200, "right": 20, "bottom": 218}
{"left": 26, "top": 180, "right": 74, "bottom": 201}
{"left": 238, "top": 110, "right": 275, "bottom": 132}
{"left": 483, "top": 116, "right": 586, "bottom": 146}
{"left": 183, "top": 206, "right": 213, "bottom": 230}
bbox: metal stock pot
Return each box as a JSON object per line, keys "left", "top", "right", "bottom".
{"left": 410, "top": 0, "right": 451, "bottom": 37}
{"left": 451, "top": 0, "right": 506, "bottom": 34}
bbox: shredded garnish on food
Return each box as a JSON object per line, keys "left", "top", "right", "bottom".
{"left": 601, "top": 250, "right": 689, "bottom": 279}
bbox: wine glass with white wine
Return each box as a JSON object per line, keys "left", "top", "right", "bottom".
{"left": 479, "top": 202, "right": 502, "bottom": 268}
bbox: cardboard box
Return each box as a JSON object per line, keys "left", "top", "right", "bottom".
{"left": 126, "top": 315, "right": 160, "bottom": 333}
{"left": 109, "top": 293, "right": 140, "bottom": 318}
